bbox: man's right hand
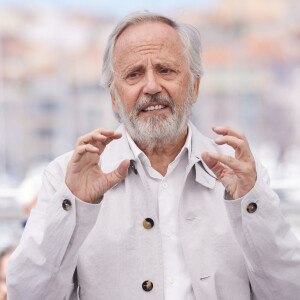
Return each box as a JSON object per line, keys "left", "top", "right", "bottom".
{"left": 65, "top": 128, "right": 130, "bottom": 204}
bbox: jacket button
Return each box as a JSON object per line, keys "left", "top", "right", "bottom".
{"left": 247, "top": 202, "right": 257, "bottom": 213}
{"left": 142, "top": 280, "right": 153, "bottom": 291}
{"left": 143, "top": 218, "right": 154, "bottom": 229}
{"left": 62, "top": 199, "right": 72, "bottom": 211}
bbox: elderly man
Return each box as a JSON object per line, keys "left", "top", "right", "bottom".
{"left": 7, "top": 11, "right": 300, "bottom": 300}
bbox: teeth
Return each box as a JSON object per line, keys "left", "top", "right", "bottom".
{"left": 144, "top": 105, "right": 165, "bottom": 111}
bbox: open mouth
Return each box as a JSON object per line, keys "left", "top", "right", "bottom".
{"left": 142, "top": 104, "right": 167, "bottom": 112}
{"left": 139, "top": 102, "right": 170, "bottom": 114}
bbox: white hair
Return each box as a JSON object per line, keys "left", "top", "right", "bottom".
{"left": 101, "top": 11, "right": 203, "bottom": 90}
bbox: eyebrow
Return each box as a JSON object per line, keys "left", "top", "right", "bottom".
{"left": 155, "top": 62, "right": 180, "bottom": 71}
{"left": 120, "top": 61, "right": 181, "bottom": 78}
{"left": 122, "top": 65, "right": 145, "bottom": 76}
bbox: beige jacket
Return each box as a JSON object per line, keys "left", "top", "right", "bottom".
{"left": 7, "top": 123, "right": 300, "bottom": 300}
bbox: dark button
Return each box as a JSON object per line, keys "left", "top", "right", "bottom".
{"left": 130, "top": 160, "right": 138, "bottom": 174}
{"left": 247, "top": 202, "right": 257, "bottom": 213}
{"left": 142, "top": 280, "right": 153, "bottom": 292}
{"left": 62, "top": 199, "right": 72, "bottom": 211}
{"left": 143, "top": 218, "right": 154, "bottom": 229}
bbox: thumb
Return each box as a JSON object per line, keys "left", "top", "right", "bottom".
{"left": 201, "top": 152, "right": 225, "bottom": 180}
{"left": 106, "top": 159, "right": 130, "bottom": 189}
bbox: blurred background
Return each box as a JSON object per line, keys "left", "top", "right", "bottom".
{"left": 0, "top": 0, "right": 300, "bottom": 252}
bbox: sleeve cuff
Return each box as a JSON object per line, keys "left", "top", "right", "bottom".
{"left": 224, "top": 175, "right": 279, "bottom": 223}
{"left": 74, "top": 193, "right": 102, "bottom": 227}
{"left": 56, "top": 181, "right": 102, "bottom": 227}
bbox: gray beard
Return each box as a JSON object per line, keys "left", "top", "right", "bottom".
{"left": 113, "top": 85, "right": 194, "bottom": 150}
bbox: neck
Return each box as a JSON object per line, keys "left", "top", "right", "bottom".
{"left": 135, "top": 127, "right": 188, "bottom": 176}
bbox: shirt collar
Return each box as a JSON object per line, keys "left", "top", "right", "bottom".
{"left": 100, "top": 122, "right": 220, "bottom": 190}
{"left": 125, "top": 131, "right": 143, "bottom": 161}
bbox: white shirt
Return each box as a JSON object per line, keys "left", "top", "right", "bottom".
{"left": 126, "top": 126, "right": 196, "bottom": 300}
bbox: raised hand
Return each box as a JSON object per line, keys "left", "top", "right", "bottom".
{"left": 201, "top": 126, "right": 257, "bottom": 200}
{"left": 65, "top": 128, "right": 130, "bottom": 203}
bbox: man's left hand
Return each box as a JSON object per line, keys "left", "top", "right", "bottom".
{"left": 201, "top": 126, "right": 257, "bottom": 200}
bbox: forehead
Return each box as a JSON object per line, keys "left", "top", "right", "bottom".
{"left": 113, "top": 21, "right": 186, "bottom": 67}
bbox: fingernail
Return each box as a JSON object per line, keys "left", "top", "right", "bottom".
{"left": 207, "top": 152, "right": 216, "bottom": 158}
{"left": 214, "top": 126, "right": 223, "bottom": 130}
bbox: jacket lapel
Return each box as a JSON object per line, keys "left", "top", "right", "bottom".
{"left": 189, "top": 122, "right": 218, "bottom": 189}
{"left": 100, "top": 124, "right": 135, "bottom": 174}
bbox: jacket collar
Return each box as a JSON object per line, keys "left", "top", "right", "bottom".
{"left": 189, "top": 122, "right": 217, "bottom": 189}
{"left": 101, "top": 122, "right": 218, "bottom": 189}
{"left": 100, "top": 124, "right": 135, "bottom": 174}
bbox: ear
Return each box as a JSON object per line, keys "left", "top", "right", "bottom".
{"left": 110, "top": 91, "right": 118, "bottom": 113}
{"left": 192, "top": 78, "right": 200, "bottom": 103}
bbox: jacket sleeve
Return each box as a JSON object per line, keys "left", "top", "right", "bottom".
{"left": 6, "top": 155, "right": 102, "bottom": 300}
{"left": 224, "top": 162, "right": 300, "bottom": 300}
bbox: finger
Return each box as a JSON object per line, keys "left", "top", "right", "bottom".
{"left": 215, "top": 135, "right": 245, "bottom": 150}
{"left": 203, "top": 152, "right": 239, "bottom": 171}
{"left": 80, "top": 133, "right": 106, "bottom": 146}
{"left": 201, "top": 152, "right": 227, "bottom": 179}
{"left": 72, "top": 144, "right": 100, "bottom": 163}
{"left": 212, "top": 126, "right": 246, "bottom": 140}
{"left": 78, "top": 133, "right": 121, "bottom": 146}
{"left": 95, "top": 128, "right": 122, "bottom": 139}
{"left": 76, "top": 131, "right": 123, "bottom": 157}
{"left": 106, "top": 159, "right": 130, "bottom": 189}
{"left": 95, "top": 129, "right": 122, "bottom": 140}
{"left": 99, "top": 134, "right": 120, "bottom": 146}
{"left": 77, "top": 129, "right": 122, "bottom": 146}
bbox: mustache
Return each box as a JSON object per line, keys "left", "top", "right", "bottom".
{"left": 135, "top": 94, "right": 175, "bottom": 114}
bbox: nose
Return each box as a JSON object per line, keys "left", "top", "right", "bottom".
{"left": 143, "top": 70, "right": 162, "bottom": 95}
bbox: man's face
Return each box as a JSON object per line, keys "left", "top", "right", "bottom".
{"left": 111, "top": 21, "right": 199, "bottom": 148}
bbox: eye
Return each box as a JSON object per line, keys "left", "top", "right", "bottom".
{"left": 128, "top": 72, "right": 139, "bottom": 78}
{"left": 158, "top": 67, "right": 177, "bottom": 79}
{"left": 161, "top": 68, "right": 172, "bottom": 74}
{"left": 125, "top": 71, "right": 143, "bottom": 84}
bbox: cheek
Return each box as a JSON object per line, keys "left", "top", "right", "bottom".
{"left": 168, "top": 79, "right": 190, "bottom": 103}
{"left": 181, "top": 76, "right": 193, "bottom": 98}
{"left": 117, "top": 85, "right": 140, "bottom": 111}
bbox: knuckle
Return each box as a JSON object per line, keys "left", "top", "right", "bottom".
{"left": 227, "top": 156, "right": 235, "bottom": 164}
{"left": 99, "top": 128, "right": 110, "bottom": 134}
{"left": 96, "top": 128, "right": 104, "bottom": 133}
{"left": 74, "top": 144, "right": 82, "bottom": 152}
{"left": 81, "top": 144, "right": 89, "bottom": 151}
{"left": 242, "top": 163, "right": 250, "bottom": 172}
{"left": 77, "top": 135, "right": 86, "bottom": 144}
{"left": 223, "top": 125, "right": 231, "bottom": 132}
{"left": 77, "top": 146, "right": 85, "bottom": 154}
{"left": 245, "top": 164, "right": 255, "bottom": 174}
{"left": 80, "top": 134, "right": 87, "bottom": 141}
{"left": 238, "top": 139, "right": 245, "bottom": 147}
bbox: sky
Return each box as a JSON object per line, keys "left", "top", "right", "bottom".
{"left": 0, "top": 0, "right": 219, "bottom": 18}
